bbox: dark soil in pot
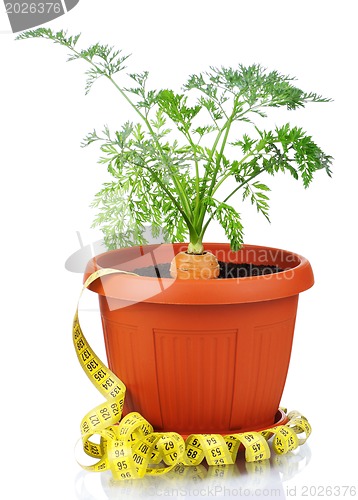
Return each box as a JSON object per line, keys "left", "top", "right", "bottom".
{"left": 133, "top": 262, "right": 283, "bottom": 279}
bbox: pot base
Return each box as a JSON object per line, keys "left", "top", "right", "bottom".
{"left": 173, "top": 409, "right": 288, "bottom": 440}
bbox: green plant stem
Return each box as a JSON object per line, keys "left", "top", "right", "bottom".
{"left": 131, "top": 160, "right": 198, "bottom": 237}
{"left": 105, "top": 75, "right": 194, "bottom": 221}
{"left": 196, "top": 122, "right": 228, "bottom": 224}
{"left": 196, "top": 104, "right": 237, "bottom": 233}
{"left": 199, "top": 168, "right": 264, "bottom": 240}
{"left": 182, "top": 131, "right": 201, "bottom": 223}
{"left": 211, "top": 151, "right": 255, "bottom": 195}
{"left": 203, "top": 123, "right": 228, "bottom": 180}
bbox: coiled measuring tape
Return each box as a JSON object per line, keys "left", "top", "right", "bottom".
{"left": 73, "top": 268, "right": 311, "bottom": 480}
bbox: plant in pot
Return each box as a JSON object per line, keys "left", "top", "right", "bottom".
{"left": 19, "top": 29, "right": 332, "bottom": 436}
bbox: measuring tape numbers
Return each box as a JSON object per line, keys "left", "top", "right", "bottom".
{"left": 73, "top": 268, "right": 311, "bottom": 479}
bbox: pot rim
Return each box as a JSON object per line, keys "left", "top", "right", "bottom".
{"left": 84, "top": 243, "right": 314, "bottom": 305}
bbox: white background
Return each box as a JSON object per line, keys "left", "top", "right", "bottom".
{"left": 0, "top": 0, "right": 357, "bottom": 498}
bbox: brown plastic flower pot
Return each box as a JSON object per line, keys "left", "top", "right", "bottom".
{"left": 84, "top": 243, "right": 314, "bottom": 435}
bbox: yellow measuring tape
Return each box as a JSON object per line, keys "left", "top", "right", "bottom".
{"left": 73, "top": 268, "right": 312, "bottom": 480}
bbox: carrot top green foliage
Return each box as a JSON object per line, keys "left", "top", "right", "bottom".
{"left": 18, "top": 29, "right": 333, "bottom": 253}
